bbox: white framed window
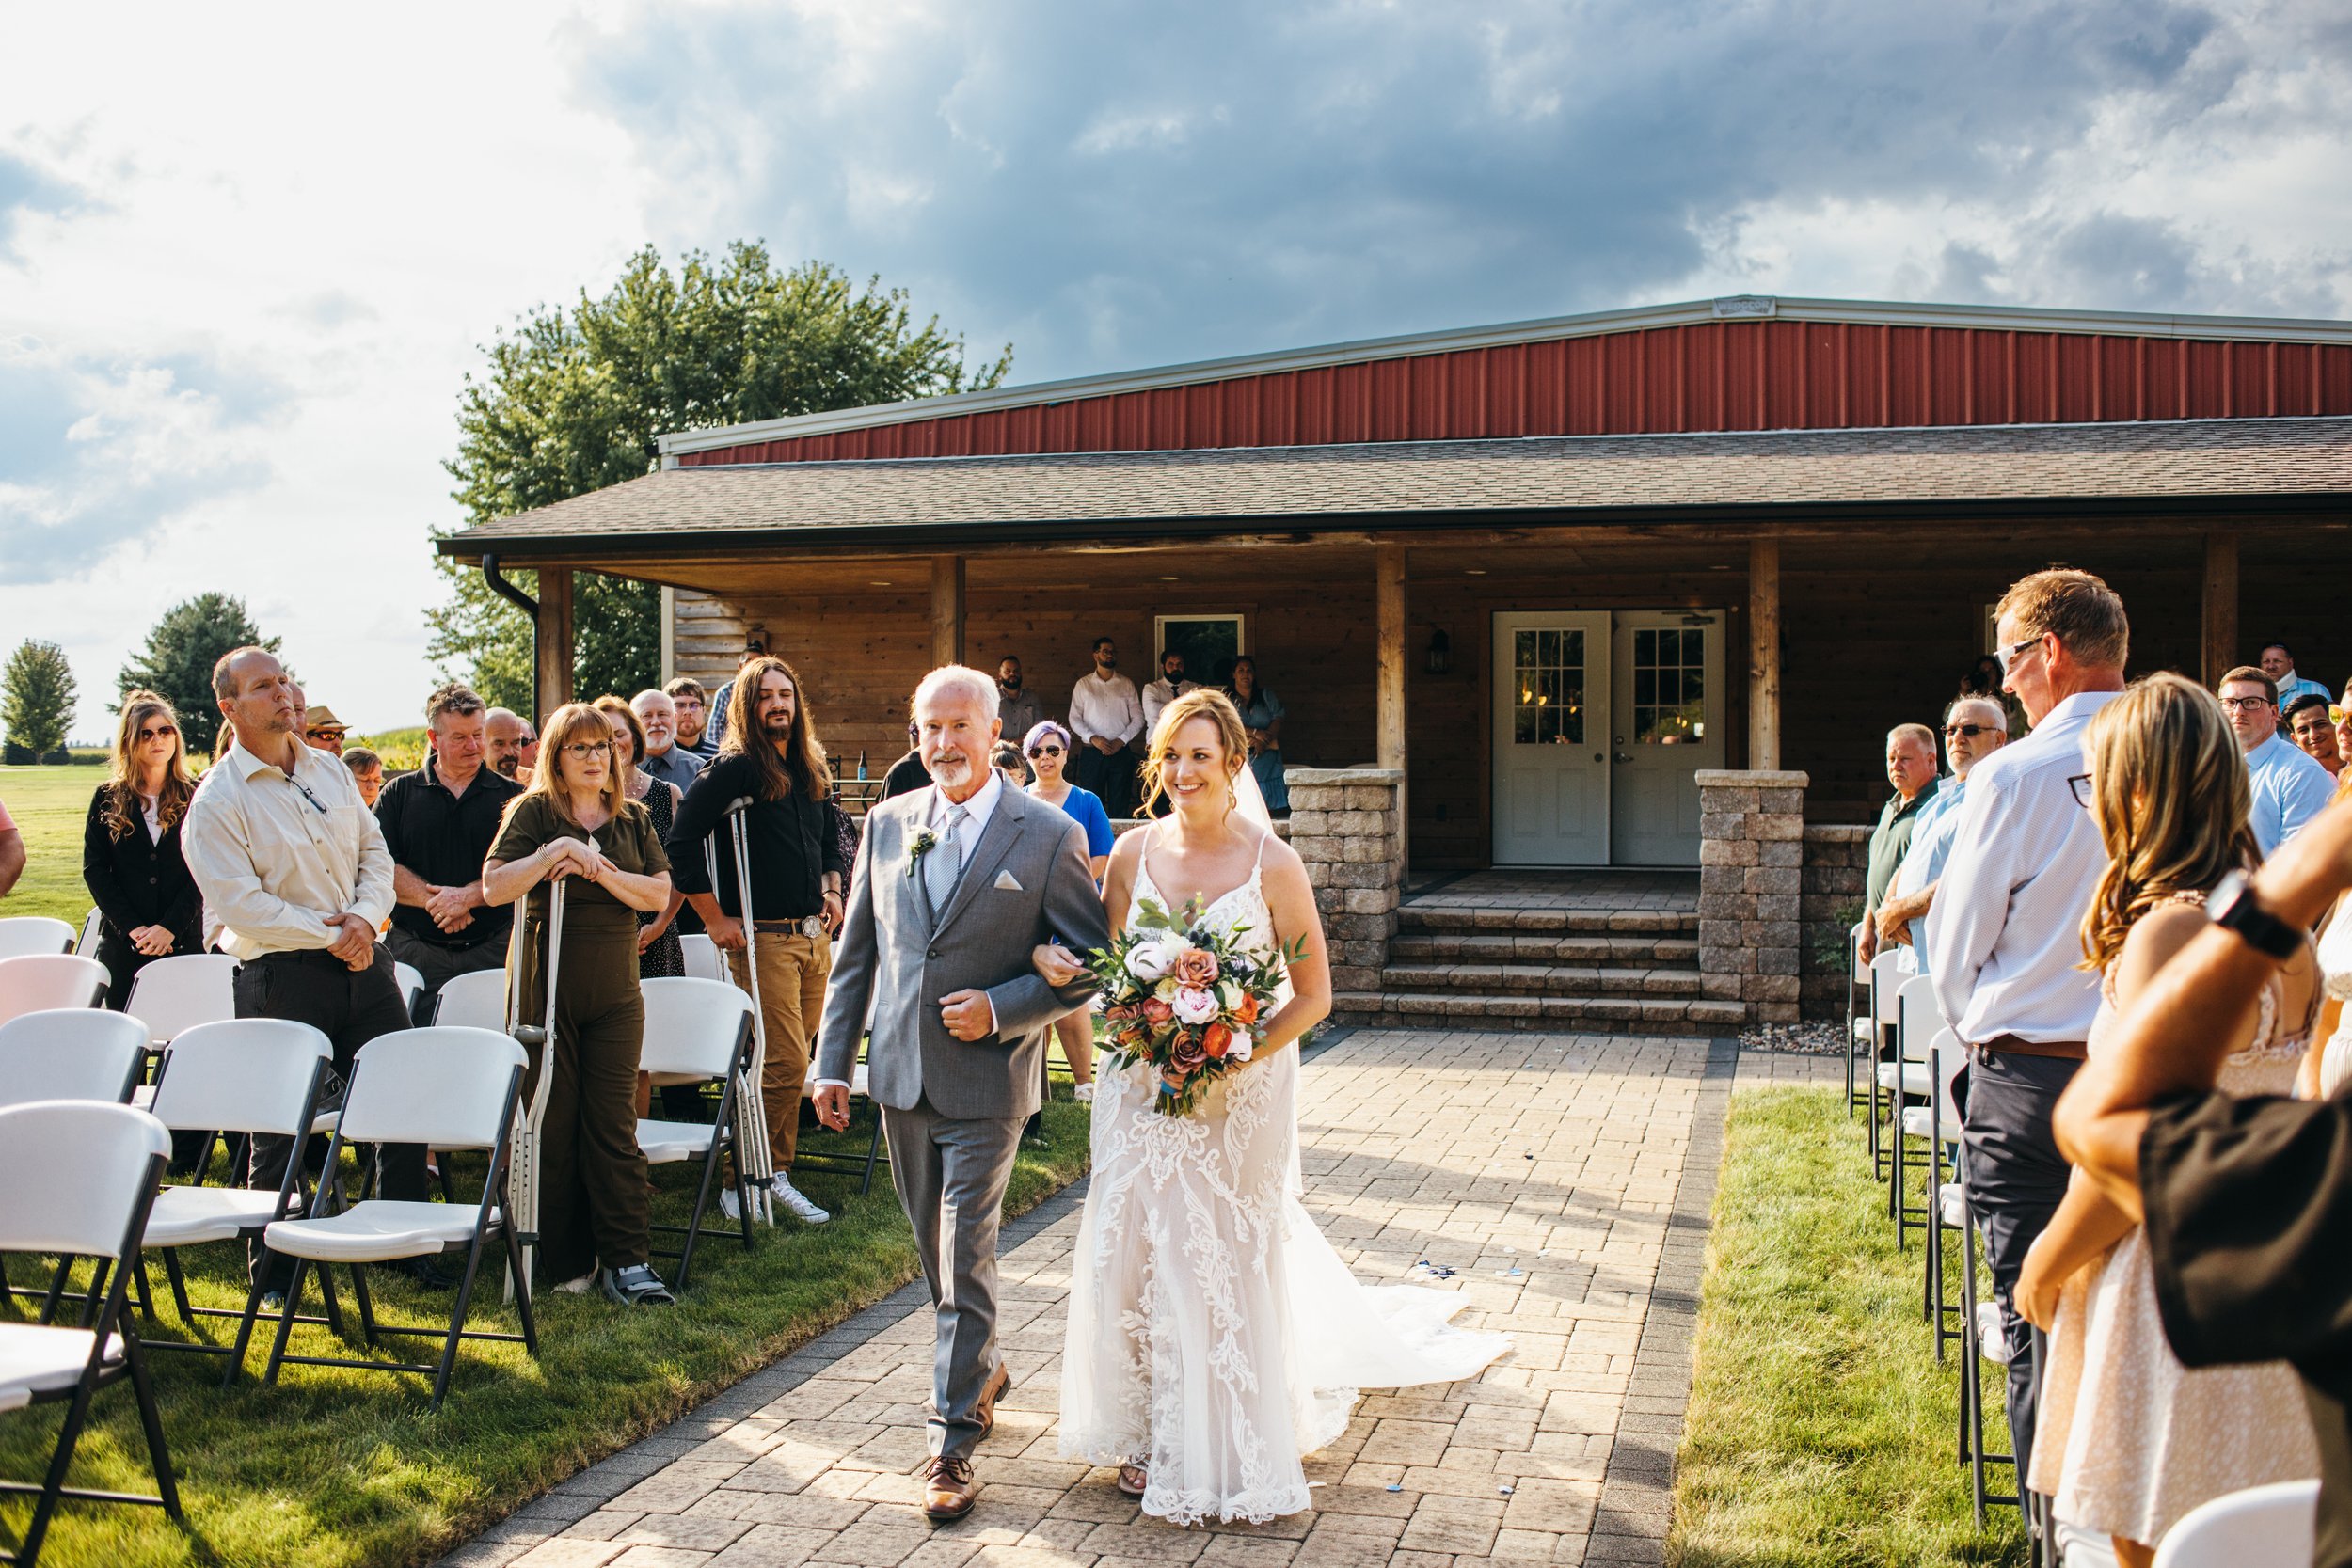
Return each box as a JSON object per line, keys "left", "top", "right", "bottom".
{"left": 1152, "top": 614, "right": 1245, "bottom": 688}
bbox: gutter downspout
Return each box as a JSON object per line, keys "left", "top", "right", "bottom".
{"left": 479, "top": 553, "right": 540, "bottom": 720}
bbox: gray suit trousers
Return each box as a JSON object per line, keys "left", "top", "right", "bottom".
{"left": 884, "top": 1096, "right": 1025, "bottom": 1461}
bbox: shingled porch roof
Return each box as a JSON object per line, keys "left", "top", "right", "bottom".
{"left": 439, "top": 415, "right": 2352, "bottom": 562}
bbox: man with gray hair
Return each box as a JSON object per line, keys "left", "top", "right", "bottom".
{"left": 631, "top": 688, "right": 705, "bottom": 794}
{"left": 813, "top": 663, "right": 1108, "bottom": 1520}
{"left": 1876, "top": 696, "right": 2008, "bottom": 974}
{"left": 1858, "top": 722, "right": 1941, "bottom": 963}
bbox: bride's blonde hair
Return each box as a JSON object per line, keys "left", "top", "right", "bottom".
{"left": 1141, "top": 689, "right": 1249, "bottom": 817}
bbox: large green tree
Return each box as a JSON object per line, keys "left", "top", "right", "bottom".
{"left": 429, "top": 243, "right": 1012, "bottom": 709}
{"left": 2, "top": 640, "right": 77, "bottom": 762}
{"left": 119, "top": 593, "right": 278, "bottom": 754}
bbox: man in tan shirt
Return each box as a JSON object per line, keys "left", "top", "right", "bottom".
{"left": 182, "top": 646, "right": 436, "bottom": 1301}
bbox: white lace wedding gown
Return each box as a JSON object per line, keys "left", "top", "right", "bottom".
{"left": 1058, "top": 832, "right": 1510, "bottom": 1526}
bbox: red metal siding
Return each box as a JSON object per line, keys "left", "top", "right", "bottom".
{"left": 677, "top": 320, "right": 2352, "bottom": 466}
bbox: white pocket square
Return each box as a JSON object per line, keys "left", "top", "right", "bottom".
{"left": 993, "top": 870, "right": 1024, "bottom": 892}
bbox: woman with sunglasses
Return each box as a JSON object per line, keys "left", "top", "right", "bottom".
{"left": 1023, "top": 720, "right": 1110, "bottom": 1101}
{"left": 82, "top": 690, "right": 204, "bottom": 1008}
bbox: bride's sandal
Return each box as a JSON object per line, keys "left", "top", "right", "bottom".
{"left": 1116, "top": 1464, "right": 1149, "bottom": 1498}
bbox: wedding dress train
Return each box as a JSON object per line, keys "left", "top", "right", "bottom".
{"left": 1057, "top": 833, "right": 1509, "bottom": 1525}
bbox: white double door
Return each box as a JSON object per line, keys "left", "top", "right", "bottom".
{"left": 1490, "top": 610, "right": 1725, "bottom": 866}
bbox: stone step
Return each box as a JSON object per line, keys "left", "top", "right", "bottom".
{"left": 1331, "top": 990, "right": 1743, "bottom": 1035}
{"left": 1398, "top": 905, "right": 1699, "bottom": 937}
{"left": 1379, "top": 961, "right": 1701, "bottom": 999}
{"left": 1390, "top": 931, "right": 1699, "bottom": 968}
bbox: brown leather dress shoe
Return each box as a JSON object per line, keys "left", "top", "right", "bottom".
{"left": 922, "top": 1454, "right": 977, "bottom": 1521}
{"left": 974, "top": 1364, "right": 1012, "bottom": 1441}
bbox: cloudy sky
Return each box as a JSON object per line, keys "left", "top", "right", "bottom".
{"left": 5, "top": 0, "right": 2348, "bottom": 736}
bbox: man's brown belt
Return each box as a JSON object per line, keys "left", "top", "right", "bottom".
{"left": 1975, "top": 1034, "right": 2089, "bottom": 1062}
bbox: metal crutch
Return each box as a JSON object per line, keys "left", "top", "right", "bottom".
{"left": 716, "top": 800, "right": 777, "bottom": 1225}
{"left": 503, "top": 860, "right": 570, "bottom": 1297}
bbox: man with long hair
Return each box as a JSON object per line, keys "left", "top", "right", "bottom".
{"left": 665, "top": 655, "right": 849, "bottom": 1225}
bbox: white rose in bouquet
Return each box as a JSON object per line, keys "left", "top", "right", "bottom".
{"left": 1126, "top": 936, "right": 1180, "bottom": 983}
{"left": 1227, "top": 1033, "right": 1254, "bottom": 1063}
{"left": 1172, "top": 987, "right": 1219, "bottom": 1024}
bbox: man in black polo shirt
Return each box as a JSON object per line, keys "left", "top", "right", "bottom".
{"left": 668, "top": 656, "right": 846, "bottom": 1226}
{"left": 377, "top": 683, "right": 523, "bottom": 1011}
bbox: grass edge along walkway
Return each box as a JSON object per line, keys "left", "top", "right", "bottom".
{"left": 1669, "top": 1085, "right": 2026, "bottom": 1566}
{"left": 0, "top": 1101, "right": 1093, "bottom": 1568}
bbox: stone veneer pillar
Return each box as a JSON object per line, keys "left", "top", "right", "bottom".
{"left": 1694, "top": 768, "right": 1810, "bottom": 1025}
{"left": 1282, "top": 768, "right": 1405, "bottom": 997}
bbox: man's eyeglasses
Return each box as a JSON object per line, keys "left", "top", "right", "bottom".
{"left": 1999, "top": 634, "right": 2045, "bottom": 673}
{"left": 135, "top": 724, "right": 178, "bottom": 742}
{"left": 2219, "top": 696, "right": 2274, "bottom": 713}
{"left": 559, "top": 741, "right": 612, "bottom": 759}
{"left": 1026, "top": 745, "right": 1064, "bottom": 758}
{"left": 1943, "top": 722, "right": 2002, "bottom": 739}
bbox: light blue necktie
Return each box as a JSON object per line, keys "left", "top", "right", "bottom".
{"left": 926, "top": 801, "right": 967, "bottom": 918}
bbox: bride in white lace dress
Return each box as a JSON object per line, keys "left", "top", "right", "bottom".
{"left": 1043, "top": 689, "right": 1508, "bottom": 1527}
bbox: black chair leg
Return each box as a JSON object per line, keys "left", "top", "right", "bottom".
{"left": 262, "top": 1259, "right": 309, "bottom": 1388}
{"left": 502, "top": 1228, "right": 538, "bottom": 1356}
{"left": 432, "top": 1238, "right": 491, "bottom": 1413}
{"left": 862, "top": 1111, "right": 883, "bottom": 1197}
{"left": 19, "top": 1376, "right": 101, "bottom": 1567}
{"left": 160, "top": 1246, "right": 197, "bottom": 1326}
{"left": 223, "top": 1268, "right": 271, "bottom": 1389}
{"left": 350, "top": 1263, "right": 380, "bottom": 1347}
{"left": 121, "top": 1333, "right": 184, "bottom": 1520}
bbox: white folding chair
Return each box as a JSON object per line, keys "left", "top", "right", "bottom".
{"left": 2152, "top": 1480, "right": 2317, "bottom": 1566}
{"left": 1902, "top": 1024, "right": 1970, "bottom": 1354}
{"left": 75, "top": 908, "right": 103, "bottom": 958}
{"left": 0, "top": 955, "right": 109, "bottom": 1026}
{"left": 1887, "top": 974, "right": 1945, "bottom": 1245}
{"left": 259, "top": 1027, "right": 535, "bottom": 1411}
{"left": 0, "top": 917, "right": 77, "bottom": 959}
{"left": 1865, "top": 949, "right": 1907, "bottom": 1174}
{"left": 122, "top": 954, "right": 238, "bottom": 1048}
{"left": 1845, "top": 920, "right": 1870, "bottom": 1118}
{"left": 431, "top": 968, "right": 507, "bottom": 1034}
{"left": 391, "top": 960, "right": 429, "bottom": 1024}
{"left": 635, "top": 977, "right": 756, "bottom": 1287}
{"left": 0, "top": 1101, "right": 183, "bottom": 1565}
{"left": 677, "top": 932, "right": 727, "bottom": 985}
{"left": 0, "top": 1009, "right": 150, "bottom": 1108}
{"left": 139, "top": 1020, "right": 335, "bottom": 1386}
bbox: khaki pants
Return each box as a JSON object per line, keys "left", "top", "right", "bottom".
{"left": 727, "top": 929, "right": 832, "bottom": 1172}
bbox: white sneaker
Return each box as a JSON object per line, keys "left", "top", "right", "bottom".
{"left": 720, "top": 1185, "right": 742, "bottom": 1222}
{"left": 1976, "top": 1301, "right": 2014, "bottom": 1363}
{"left": 1073, "top": 1083, "right": 1095, "bottom": 1103}
{"left": 771, "top": 1175, "right": 831, "bottom": 1225}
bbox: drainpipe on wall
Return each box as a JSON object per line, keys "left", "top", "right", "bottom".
{"left": 479, "top": 553, "right": 539, "bottom": 719}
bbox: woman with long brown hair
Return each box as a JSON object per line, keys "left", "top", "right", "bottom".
{"left": 483, "top": 702, "right": 676, "bottom": 1306}
{"left": 82, "top": 690, "right": 203, "bottom": 1007}
{"left": 2015, "top": 673, "right": 2320, "bottom": 1563}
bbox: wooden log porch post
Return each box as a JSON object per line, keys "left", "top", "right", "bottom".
{"left": 931, "top": 554, "right": 966, "bottom": 667}
{"left": 2201, "top": 531, "right": 2238, "bottom": 688}
{"left": 1746, "top": 536, "right": 1781, "bottom": 771}
{"left": 1375, "top": 542, "right": 1406, "bottom": 772}
{"left": 533, "top": 567, "right": 575, "bottom": 726}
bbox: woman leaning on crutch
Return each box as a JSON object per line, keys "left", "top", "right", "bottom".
{"left": 482, "top": 702, "right": 678, "bottom": 1307}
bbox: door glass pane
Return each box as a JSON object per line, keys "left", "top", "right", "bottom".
{"left": 1511, "top": 626, "right": 1585, "bottom": 746}
{"left": 1632, "top": 626, "right": 1705, "bottom": 745}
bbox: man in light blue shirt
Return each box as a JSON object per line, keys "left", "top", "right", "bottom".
{"left": 1880, "top": 695, "right": 2010, "bottom": 975}
{"left": 2259, "top": 641, "right": 2331, "bottom": 716}
{"left": 2220, "top": 666, "right": 2335, "bottom": 856}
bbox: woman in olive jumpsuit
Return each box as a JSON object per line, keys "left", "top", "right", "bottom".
{"left": 483, "top": 702, "right": 676, "bottom": 1307}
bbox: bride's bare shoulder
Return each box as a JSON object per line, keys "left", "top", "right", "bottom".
{"left": 1253, "top": 824, "right": 1308, "bottom": 881}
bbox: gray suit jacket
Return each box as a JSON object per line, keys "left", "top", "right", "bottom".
{"left": 818, "top": 784, "right": 1109, "bottom": 1120}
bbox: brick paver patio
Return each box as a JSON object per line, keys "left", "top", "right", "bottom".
{"left": 439, "top": 1027, "right": 1747, "bottom": 1568}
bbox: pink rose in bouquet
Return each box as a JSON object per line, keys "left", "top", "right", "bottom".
{"left": 1085, "top": 893, "right": 1306, "bottom": 1117}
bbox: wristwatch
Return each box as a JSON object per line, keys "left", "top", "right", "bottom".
{"left": 2208, "top": 869, "right": 2302, "bottom": 959}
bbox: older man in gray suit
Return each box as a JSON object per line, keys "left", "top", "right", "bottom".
{"left": 815, "top": 664, "right": 1109, "bottom": 1522}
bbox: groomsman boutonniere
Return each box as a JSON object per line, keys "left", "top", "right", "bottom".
{"left": 907, "top": 829, "right": 939, "bottom": 879}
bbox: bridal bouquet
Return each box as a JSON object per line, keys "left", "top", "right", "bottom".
{"left": 1088, "top": 896, "right": 1302, "bottom": 1116}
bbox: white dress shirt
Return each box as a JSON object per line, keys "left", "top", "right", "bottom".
{"left": 2245, "top": 731, "right": 2336, "bottom": 857}
{"left": 1068, "top": 672, "right": 1144, "bottom": 747}
{"left": 1924, "top": 689, "right": 2122, "bottom": 1046}
{"left": 182, "top": 736, "right": 395, "bottom": 961}
{"left": 1141, "top": 677, "right": 1201, "bottom": 735}
{"left": 815, "top": 770, "right": 1006, "bottom": 1091}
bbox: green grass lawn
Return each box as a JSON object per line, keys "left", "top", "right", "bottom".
{"left": 1, "top": 764, "right": 103, "bottom": 927}
{"left": 1672, "top": 1087, "right": 2027, "bottom": 1567}
{"left": 0, "top": 1099, "right": 1093, "bottom": 1568}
